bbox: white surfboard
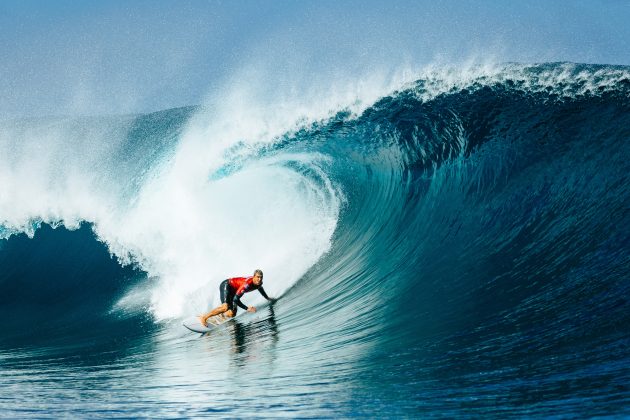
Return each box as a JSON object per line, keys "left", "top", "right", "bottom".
{"left": 183, "top": 300, "right": 276, "bottom": 333}
{"left": 182, "top": 314, "right": 232, "bottom": 333}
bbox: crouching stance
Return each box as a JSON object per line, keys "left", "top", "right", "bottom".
{"left": 200, "top": 269, "right": 273, "bottom": 325}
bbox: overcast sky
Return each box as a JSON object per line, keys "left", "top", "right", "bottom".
{"left": 1, "top": 0, "right": 629, "bottom": 117}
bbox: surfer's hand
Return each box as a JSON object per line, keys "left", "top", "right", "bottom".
{"left": 247, "top": 306, "right": 256, "bottom": 313}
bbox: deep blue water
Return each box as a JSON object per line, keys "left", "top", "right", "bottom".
{"left": 1, "top": 63, "right": 630, "bottom": 417}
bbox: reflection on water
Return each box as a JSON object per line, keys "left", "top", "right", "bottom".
{"left": 229, "top": 303, "right": 279, "bottom": 361}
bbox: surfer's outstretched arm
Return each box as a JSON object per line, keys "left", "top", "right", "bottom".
{"left": 258, "top": 286, "right": 273, "bottom": 301}
{"left": 233, "top": 293, "right": 253, "bottom": 313}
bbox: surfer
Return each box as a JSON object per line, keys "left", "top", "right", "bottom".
{"left": 199, "top": 269, "right": 274, "bottom": 325}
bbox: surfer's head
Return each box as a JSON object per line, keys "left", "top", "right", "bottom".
{"left": 252, "top": 269, "right": 263, "bottom": 286}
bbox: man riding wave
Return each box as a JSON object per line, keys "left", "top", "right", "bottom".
{"left": 199, "top": 269, "right": 273, "bottom": 325}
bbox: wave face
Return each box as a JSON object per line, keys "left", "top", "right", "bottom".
{"left": 1, "top": 63, "right": 630, "bottom": 417}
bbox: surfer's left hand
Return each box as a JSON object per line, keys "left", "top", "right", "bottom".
{"left": 247, "top": 306, "right": 257, "bottom": 313}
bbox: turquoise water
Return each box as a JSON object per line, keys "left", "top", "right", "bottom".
{"left": 1, "top": 63, "right": 630, "bottom": 417}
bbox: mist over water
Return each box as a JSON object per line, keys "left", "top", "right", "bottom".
{"left": 1, "top": 63, "right": 630, "bottom": 417}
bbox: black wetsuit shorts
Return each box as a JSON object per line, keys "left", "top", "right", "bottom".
{"left": 219, "top": 279, "right": 237, "bottom": 313}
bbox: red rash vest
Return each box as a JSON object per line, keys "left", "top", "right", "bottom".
{"left": 228, "top": 276, "right": 271, "bottom": 311}
{"left": 228, "top": 276, "right": 258, "bottom": 296}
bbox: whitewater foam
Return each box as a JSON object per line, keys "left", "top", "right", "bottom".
{"left": 101, "top": 68, "right": 425, "bottom": 319}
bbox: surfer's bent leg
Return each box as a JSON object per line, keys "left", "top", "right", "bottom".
{"left": 200, "top": 280, "right": 231, "bottom": 323}
{"left": 224, "top": 284, "right": 238, "bottom": 317}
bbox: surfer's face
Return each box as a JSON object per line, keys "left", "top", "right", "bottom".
{"left": 253, "top": 272, "right": 263, "bottom": 286}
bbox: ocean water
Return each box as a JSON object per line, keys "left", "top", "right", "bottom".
{"left": 1, "top": 63, "right": 630, "bottom": 417}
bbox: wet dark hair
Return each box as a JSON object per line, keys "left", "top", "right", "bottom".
{"left": 253, "top": 269, "right": 263, "bottom": 276}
